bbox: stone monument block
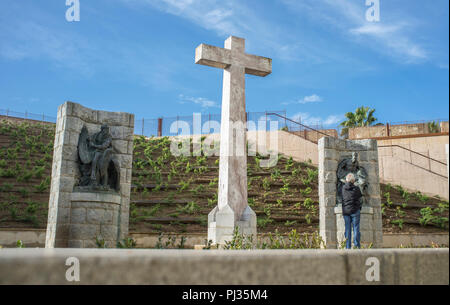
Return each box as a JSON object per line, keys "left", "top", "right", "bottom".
{"left": 318, "top": 137, "right": 383, "bottom": 248}
{"left": 45, "top": 102, "right": 134, "bottom": 248}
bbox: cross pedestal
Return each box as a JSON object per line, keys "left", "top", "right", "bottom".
{"left": 195, "top": 36, "right": 272, "bottom": 246}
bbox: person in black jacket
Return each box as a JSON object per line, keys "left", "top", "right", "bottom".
{"left": 342, "top": 173, "right": 362, "bottom": 249}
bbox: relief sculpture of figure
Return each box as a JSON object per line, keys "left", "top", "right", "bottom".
{"left": 77, "top": 125, "right": 120, "bottom": 192}
{"left": 89, "top": 125, "right": 113, "bottom": 186}
{"left": 336, "top": 152, "right": 368, "bottom": 205}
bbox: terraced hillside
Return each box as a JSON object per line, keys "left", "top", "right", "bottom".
{"left": 0, "top": 119, "right": 448, "bottom": 235}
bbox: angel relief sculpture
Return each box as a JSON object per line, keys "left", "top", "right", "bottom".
{"left": 76, "top": 125, "right": 120, "bottom": 192}
{"left": 336, "top": 152, "right": 368, "bottom": 206}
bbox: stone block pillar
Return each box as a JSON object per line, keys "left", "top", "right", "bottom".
{"left": 319, "top": 137, "right": 383, "bottom": 248}
{"left": 45, "top": 102, "right": 134, "bottom": 248}
{"left": 446, "top": 144, "right": 449, "bottom": 189}
{"left": 69, "top": 193, "right": 121, "bottom": 248}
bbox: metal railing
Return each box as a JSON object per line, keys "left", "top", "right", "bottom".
{"left": 0, "top": 108, "right": 288, "bottom": 137}
{"left": 134, "top": 110, "right": 288, "bottom": 137}
{"left": 349, "top": 118, "right": 448, "bottom": 138}
{"left": 378, "top": 145, "right": 448, "bottom": 179}
{"left": 0, "top": 109, "right": 57, "bottom": 123}
{"left": 266, "top": 112, "right": 339, "bottom": 144}
{"left": 388, "top": 118, "right": 448, "bottom": 126}
{"left": 265, "top": 113, "right": 448, "bottom": 179}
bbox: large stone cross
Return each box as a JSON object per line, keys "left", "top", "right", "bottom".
{"left": 195, "top": 36, "right": 272, "bottom": 245}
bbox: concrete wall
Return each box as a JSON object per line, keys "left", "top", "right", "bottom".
{"left": 0, "top": 248, "right": 447, "bottom": 284}
{"left": 0, "top": 229, "right": 46, "bottom": 248}
{"left": 290, "top": 129, "right": 338, "bottom": 143}
{"left": 382, "top": 233, "right": 449, "bottom": 248}
{"left": 348, "top": 122, "right": 446, "bottom": 139}
{"left": 349, "top": 125, "right": 388, "bottom": 139}
{"left": 1, "top": 230, "right": 448, "bottom": 249}
{"left": 274, "top": 130, "right": 319, "bottom": 164}
{"left": 378, "top": 155, "right": 448, "bottom": 199}
{"left": 378, "top": 135, "right": 448, "bottom": 170}
{"left": 388, "top": 123, "right": 431, "bottom": 137}
{"left": 377, "top": 135, "right": 449, "bottom": 199}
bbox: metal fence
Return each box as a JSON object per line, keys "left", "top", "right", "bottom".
{"left": 0, "top": 108, "right": 288, "bottom": 136}
{"left": 0, "top": 109, "right": 57, "bottom": 123}
{"left": 387, "top": 118, "right": 448, "bottom": 126}
{"left": 266, "top": 112, "right": 340, "bottom": 143}
{"left": 1, "top": 107, "right": 445, "bottom": 139}
{"left": 135, "top": 111, "right": 288, "bottom": 137}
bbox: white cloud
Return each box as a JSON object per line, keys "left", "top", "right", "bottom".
{"left": 178, "top": 94, "right": 219, "bottom": 108}
{"left": 349, "top": 23, "right": 427, "bottom": 61}
{"left": 282, "top": 94, "right": 323, "bottom": 105}
{"left": 323, "top": 114, "right": 343, "bottom": 126}
{"left": 119, "top": 0, "right": 323, "bottom": 63}
{"left": 350, "top": 24, "right": 400, "bottom": 36}
{"left": 132, "top": 0, "right": 432, "bottom": 69}
{"left": 302, "top": 94, "right": 322, "bottom": 104}
{"left": 291, "top": 112, "right": 343, "bottom": 127}
{"left": 121, "top": 0, "right": 242, "bottom": 36}
{"left": 281, "top": 0, "right": 429, "bottom": 63}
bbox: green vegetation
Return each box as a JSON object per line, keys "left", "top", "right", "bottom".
{"left": 154, "top": 233, "right": 187, "bottom": 249}
{"left": 419, "top": 207, "right": 448, "bottom": 229}
{"left": 384, "top": 192, "right": 393, "bottom": 206}
{"left": 177, "top": 201, "right": 200, "bottom": 215}
{"left": 427, "top": 121, "right": 440, "bottom": 134}
{"left": 391, "top": 219, "right": 404, "bottom": 230}
{"left": 34, "top": 177, "right": 50, "bottom": 193}
{"left": 117, "top": 237, "right": 137, "bottom": 248}
{"left": 223, "top": 227, "right": 325, "bottom": 250}
{"left": 0, "top": 119, "right": 448, "bottom": 238}
{"left": 414, "top": 191, "right": 429, "bottom": 204}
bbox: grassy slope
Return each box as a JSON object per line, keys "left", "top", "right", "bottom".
{"left": 0, "top": 119, "right": 448, "bottom": 234}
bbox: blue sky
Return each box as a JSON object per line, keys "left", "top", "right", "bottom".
{"left": 0, "top": 0, "right": 448, "bottom": 129}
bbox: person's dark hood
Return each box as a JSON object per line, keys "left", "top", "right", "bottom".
{"left": 343, "top": 182, "right": 356, "bottom": 190}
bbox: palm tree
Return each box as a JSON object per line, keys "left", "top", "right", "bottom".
{"left": 340, "top": 106, "right": 377, "bottom": 137}
{"left": 427, "top": 121, "right": 440, "bottom": 133}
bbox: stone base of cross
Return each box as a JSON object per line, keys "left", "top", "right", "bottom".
{"left": 195, "top": 36, "right": 272, "bottom": 246}
{"left": 207, "top": 205, "right": 257, "bottom": 246}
